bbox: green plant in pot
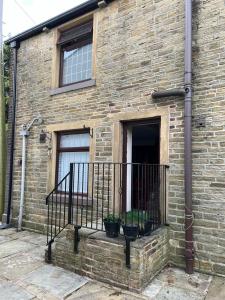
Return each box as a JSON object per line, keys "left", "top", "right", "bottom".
{"left": 122, "top": 211, "right": 140, "bottom": 241}
{"left": 138, "top": 215, "right": 153, "bottom": 236}
{"left": 104, "top": 214, "right": 121, "bottom": 238}
{"left": 122, "top": 210, "right": 153, "bottom": 240}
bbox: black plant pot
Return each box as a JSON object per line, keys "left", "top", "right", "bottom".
{"left": 139, "top": 220, "right": 153, "bottom": 236}
{"left": 122, "top": 224, "right": 139, "bottom": 241}
{"left": 104, "top": 220, "right": 120, "bottom": 238}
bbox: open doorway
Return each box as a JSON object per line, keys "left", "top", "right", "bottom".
{"left": 123, "top": 118, "right": 160, "bottom": 211}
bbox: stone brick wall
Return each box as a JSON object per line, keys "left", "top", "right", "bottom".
{"left": 6, "top": 0, "right": 225, "bottom": 278}
{"left": 51, "top": 226, "right": 169, "bottom": 291}
{"left": 168, "top": 0, "right": 225, "bottom": 276}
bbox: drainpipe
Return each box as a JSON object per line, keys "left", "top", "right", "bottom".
{"left": 17, "top": 126, "right": 28, "bottom": 231}
{"left": 151, "top": 89, "right": 185, "bottom": 99}
{"left": 4, "top": 41, "right": 20, "bottom": 227}
{"left": 17, "top": 115, "right": 43, "bottom": 231}
{"left": 184, "top": 0, "right": 194, "bottom": 274}
{"left": 0, "top": 0, "right": 5, "bottom": 221}
{"left": 151, "top": 1, "right": 194, "bottom": 273}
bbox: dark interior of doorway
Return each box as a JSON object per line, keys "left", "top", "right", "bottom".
{"left": 132, "top": 122, "right": 160, "bottom": 165}
{"left": 124, "top": 119, "right": 160, "bottom": 210}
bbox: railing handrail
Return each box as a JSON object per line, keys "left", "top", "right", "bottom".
{"left": 70, "top": 162, "right": 169, "bottom": 167}
{"left": 46, "top": 172, "right": 70, "bottom": 204}
{"left": 45, "top": 162, "right": 168, "bottom": 258}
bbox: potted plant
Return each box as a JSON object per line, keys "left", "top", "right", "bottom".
{"left": 103, "top": 214, "right": 121, "bottom": 238}
{"left": 122, "top": 210, "right": 154, "bottom": 239}
{"left": 122, "top": 211, "right": 139, "bottom": 241}
{"left": 139, "top": 217, "right": 153, "bottom": 236}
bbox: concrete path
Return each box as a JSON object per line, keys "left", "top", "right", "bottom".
{"left": 0, "top": 228, "right": 223, "bottom": 300}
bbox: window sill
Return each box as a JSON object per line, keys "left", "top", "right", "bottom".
{"left": 50, "top": 79, "right": 96, "bottom": 96}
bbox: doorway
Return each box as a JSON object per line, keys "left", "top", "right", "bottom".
{"left": 123, "top": 118, "right": 160, "bottom": 211}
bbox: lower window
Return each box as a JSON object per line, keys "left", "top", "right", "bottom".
{"left": 56, "top": 130, "right": 90, "bottom": 192}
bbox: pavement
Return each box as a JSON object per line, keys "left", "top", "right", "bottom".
{"left": 0, "top": 228, "right": 224, "bottom": 300}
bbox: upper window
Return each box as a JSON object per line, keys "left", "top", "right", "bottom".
{"left": 58, "top": 21, "right": 93, "bottom": 87}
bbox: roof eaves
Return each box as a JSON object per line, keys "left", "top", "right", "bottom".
{"left": 5, "top": 0, "right": 101, "bottom": 45}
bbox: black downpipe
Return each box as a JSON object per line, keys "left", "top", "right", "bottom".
{"left": 6, "top": 41, "right": 20, "bottom": 225}
{"left": 150, "top": 1, "right": 194, "bottom": 274}
{"left": 184, "top": 0, "right": 194, "bottom": 274}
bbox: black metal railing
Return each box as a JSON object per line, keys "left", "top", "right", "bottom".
{"left": 46, "top": 163, "right": 168, "bottom": 261}
{"left": 46, "top": 172, "right": 71, "bottom": 245}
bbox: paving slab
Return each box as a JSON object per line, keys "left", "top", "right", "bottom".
{"left": 0, "top": 239, "right": 36, "bottom": 259}
{"left": 155, "top": 285, "right": 204, "bottom": 300}
{"left": 0, "top": 278, "right": 34, "bottom": 300}
{"left": 0, "top": 228, "right": 19, "bottom": 236}
{"left": 0, "top": 234, "right": 13, "bottom": 244}
{"left": 205, "top": 276, "right": 225, "bottom": 300}
{"left": 155, "top": 267, "right": 212, "bottom": 295}
{"left": 20, "top": 264, "right": 88, "bottom": 299}
{"left": 19, "top": 231, "right": 47, "bottom": 246}
{"left": 0, "top": 248, "right": 44, "bottom": 280}
{"left": 0, "top": 228, "right": 223, "bottom": 300}
{"left": 67, "top": 281, "right": 147, "bottom": 300}
{"left": 143, "top": 279, "right": 164, "bottom": 298}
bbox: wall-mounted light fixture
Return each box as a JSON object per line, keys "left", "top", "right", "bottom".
{"left": 39, "top": 130, "right": 51, "bottom": 143}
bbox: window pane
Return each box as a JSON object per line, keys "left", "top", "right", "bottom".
{"left": 58, "top": 152, "right": 89, "bottom": 192}
{"left": 60, "top": 133, "right": 90, "bottom": 148}
{"left": 62, "top": 43, "right": 92, "bottom": 85}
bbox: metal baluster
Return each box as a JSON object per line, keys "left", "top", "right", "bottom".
{"left": 63, "top": 177, "right": 67, "bottom": 227}
{"left": 81, "top": 163, "right": 85, "bottom": 227}
{"left": 76, "top": 163, "right": 80, "bottom": 225}
{"left": 86, "top": 163, "right": 89, "bottom": 227}
{"left": 113, "top": 163, "right": 116, "bottom": 218}
{"left": 102, "top": 163, "right": 105, "bottom": 230}
{"left": 91, "top": 163, "right": 94, "bottom": 229}
{"left": 55, "top": 191, "right": 58, "bottom": 237}
{"left": 96, "top": 163, "right": 100, "bottom": 230}
{"left": 59, "top": 183, "right": 62, "bottom": 232}
{"left": 107, "top": 163, "right": 110, "bottom": 217}
{"left": 51, "top": 193, "right": 53, "bottom": 241}
{"left": 119, "top": 163, "right": 122, "bottom": 221}
{"left": 47, "top": 196, "right": 49, "bottom": 244}
{"left": 68, "top": 163, "right": 74, "bottom": 225}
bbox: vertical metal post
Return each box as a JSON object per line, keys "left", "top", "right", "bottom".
{"left": 47, "top": 240, "right": 53, "bottom": 263}
{"left": 17, "top": 128, "right": 29, "bottom": 231}
{"left": 6, "top": 41, "right": 19, "bottom": 225}
{"left": 0, "top": 0, "right": 5, "bottom": 221}
{"left": 68, "top": 163, "right": 73, "bottom": 224}
{"left": 74, "top": 225, "right": 81, "bottom": 254}
{"left": 125, "top": 237, "right": 131, "bottom": 269}
{"left": 184, "top": 0, "right": 194, "bottom": 274}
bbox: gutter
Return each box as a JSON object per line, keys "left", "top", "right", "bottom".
{"left": 5, "top": 0, "right": 114, "bottom": 45}
{"left": 151, "top": 0, "right": 194, "bottom": 273}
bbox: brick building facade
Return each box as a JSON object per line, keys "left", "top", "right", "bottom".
{"left": 4, "top": 0, "right": 225, "bottom": 288}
